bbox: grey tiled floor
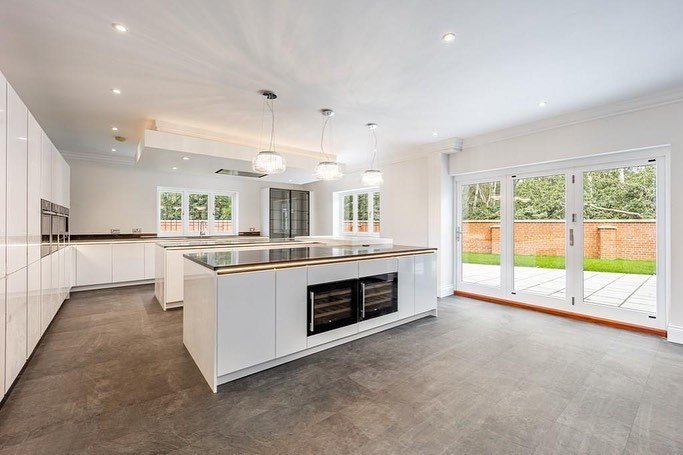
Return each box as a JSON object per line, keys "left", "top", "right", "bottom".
{"left": 463, "top": 263, "right": 657, "bottom": 314}
{"left": 0, "top": 285, "right": 682, "bottom": 454}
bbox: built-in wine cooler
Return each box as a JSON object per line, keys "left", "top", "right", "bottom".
{"left": 307, "top": 273, "right": 398, "bottom": 336}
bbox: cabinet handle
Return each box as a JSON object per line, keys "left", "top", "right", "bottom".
{"left": 569, "top": 228, "right": 574, "bottom": 246}
{"left": 361, "top": 282, "right": 366, "bottom": 319}
{"left": 309, "top": 291, "right": 315, "bottom": 332}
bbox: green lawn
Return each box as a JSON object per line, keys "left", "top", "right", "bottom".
{"left": 462, "top": 252, "right": 655, "bottom": 275}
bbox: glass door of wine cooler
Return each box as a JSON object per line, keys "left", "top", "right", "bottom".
{"left": 307, "top": 279, "right": 358, "bottom": 336}
{"left": 359, "top": 273, "right": 398, "bottom": 321}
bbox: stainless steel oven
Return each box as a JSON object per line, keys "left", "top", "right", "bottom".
{"left": 41, "top": 199, "right": 54, "bottom": 257}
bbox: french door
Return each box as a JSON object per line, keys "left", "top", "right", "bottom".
{"left": 456, "top": 153, "right": 666, "bottom": 330}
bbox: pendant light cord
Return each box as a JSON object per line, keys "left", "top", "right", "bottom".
{"left": 320, "top": 114, "right": 332, "bottom": 160}
{"left": 266, "top": 97, "right": 275, "bottom": 152}
{"left": 369, "top": 128, "right": 378, "bottom": 169}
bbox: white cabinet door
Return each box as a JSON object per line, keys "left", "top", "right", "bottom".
{"left": 6, "top": 268, "right": 27, "bottom": 387}
{"left": 414, "top": 253, "right": 437, "bottom": 314}
{"left": 112, "top": 243, "right": 145, "bottom": 283}
{"left": 0, "top": 74, "right": 6, "bottom": 279}
{"left": 6, "top": 84, "right": 28, "bottom": 275}
{"left": 358, "top": 258, "right": 398, "bottom": 277}
{"left": 165, "top": 250, "right": 185, "bottom": 303}
{"left": 59, "top": 248, "right": 66, "bottom": 301}
{"left": 76, "top": 244, "right": 112, "bottom": 286}
{"left": 40, "top": 255, "right": 53, "bottom": 333}
{"left": 144, "top": 243, "right": 156, "bottom": 279}
{"left": 27, "top": 114, "right": 42, "bottom": 266}
{"left": 63, "top": 159, "right": 70, "bottom": 208}
{"left": 51, "top": 145, "right": 62, "bottom": 206}
{"left": 51, "top": 251, "right": 59, "bottom": 319}
{"left": 216, "top": 271, "right": 276, "bottom": 375}
{"left": 40, "top": 131, "right": 52, "bottom": 202}
{"left": 276, "top": 267, "right": 307, "bottom": 357}
{"left": 307, "top": 262, "right": 358, "bottom": 285}
{"left": 0, "top": 277, "right": 5, "bottom": 398}
{"left": 27, "top": 260, "right": 41, "bottom": 353}
{"left": 397, "top": 256, "right": 415, "bottom": 319}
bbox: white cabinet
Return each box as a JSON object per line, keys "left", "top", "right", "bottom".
{"left": 307, "top": 262, "right": 358, "bottom": 285}
{"left": 50, "top": 145, "right": 69, "bottom": 207}
{"left": 6, "top": 268, "right": 27, "bottom": 387}
{"left": 6, "top": 84, "right": 28, "bottom": 275}
{"left": 76, "top": 244, "right": 113, "bottom": 286}
{"left": 275, "top": 267, "right": 307, "bottom": 357}
{"left": 64, "top": 160, "right": 70, "bottom": 208}
{"left": 397, "top": 256, "right": 415, "bottom": 319}
{"left": 144, "top": 243, "right": 156, "bottom": 279}
{"left": 414, "top": 253, "right": 437, "bottom": 314}
{"left": 27, "top": 261, "right": 41, "bottom": 353}
{"left": 51, "top": 251, "right": 60, "bottom": 319}
{"left": 358, "top": 258, "right": 398, "bottom": 277}
{"left": 112, "top": 243, "right": 145, "bottom": 283}
{"left": 40, "top": 131, "right": 52, "bottom": 201}
{"left": 0, "top": 277, "right": 5, "bottom": 398}
{"left": 40, "top": 255, "right": 53, "bottom": 333}
{"left": 27, "top": 114, "right": 42, "bottom": 266}
{"left": 0, "top": 74, "right": 6, "bottom": 279}
{"left": 216, "top": 271, "right": 276, "bottom": 375}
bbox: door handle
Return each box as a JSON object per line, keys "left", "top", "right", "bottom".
{"left": 569, "top": 228, "right": 574, "bottom": 246}
{"left": 309, "top": 291, "right": 315, "bottom": 332}
{"left": 360, "top": 283, "right": 366, "bottom": 319}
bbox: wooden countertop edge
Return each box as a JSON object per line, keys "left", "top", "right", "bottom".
{"left": 206, "top": 249, "right": 438, "bottom": 275}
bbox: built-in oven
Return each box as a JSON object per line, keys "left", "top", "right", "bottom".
{"left": 307, "top": 279, "right": 359, "bottom": 336}
{"left": 41, "top": 199, "right": 54, "bottom": 257}
{"left": 359, "top": 273, "right": 398, "bottom": 321}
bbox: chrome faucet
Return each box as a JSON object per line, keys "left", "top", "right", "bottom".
{"left": 199, "top": 221, "right": 207, "bottom": 236}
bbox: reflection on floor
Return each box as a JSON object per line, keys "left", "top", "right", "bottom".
{"left": 463, "top": 263, "right": 656, "bottom": 314}
{"left": 0, "top": 285, "right": 680, "bottom": 453}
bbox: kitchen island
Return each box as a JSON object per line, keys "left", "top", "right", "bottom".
{"left": 182, "top": 244, "right": 437, "bottom": 392}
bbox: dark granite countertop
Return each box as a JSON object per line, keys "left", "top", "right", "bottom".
{"left": 184, "top": 244, "right": 436, "bottom": 272}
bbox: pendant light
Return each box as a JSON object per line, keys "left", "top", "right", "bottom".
{"left": 252, "top": 91, "right": 286, "bottom": 174}
{"left": 361, "top": 123, "right": 383, "bottom": 186}
{"left": 313, "top": 109, "right": 343, "bottom": 180}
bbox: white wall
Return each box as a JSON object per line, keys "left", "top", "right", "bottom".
{"left": 449, "top": 99, "right": 683, "bottom": 340}
{"left": 69, "top": 160, "right": 302, "bottom": 234}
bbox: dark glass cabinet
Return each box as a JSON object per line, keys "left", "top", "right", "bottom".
{"left": 268, "top": 188, "right": 310, "bottom": 239}
{"left": 359, "top": 273, "right": 398, "bottom": 321}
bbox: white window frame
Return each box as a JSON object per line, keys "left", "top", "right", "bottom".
{"left": 157, "top": 187, "right": 239, "bottom": 237}
{"left": 335, "top": 187, "right": 380, "bottom": 236}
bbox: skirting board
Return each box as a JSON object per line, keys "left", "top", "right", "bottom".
{"left": 454, "top": 290, "right": 667, "bottom": 338}
{"left": 213, "top": 309, "right": 438, "bottom": 392}
{"left": 72, "top": 279, "right": 154, "bottom": 293}
{"left": 439, "top": 284, "right": 454, "bottom": 298}
{"left": 668, "top": 325, "right": 683, "bottom": 344}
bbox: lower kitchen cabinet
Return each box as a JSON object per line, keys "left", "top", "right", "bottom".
{"left": 27, "top": 261, "right": 41, "bottom": 354}
{"left": 6, "top": 268, "right": 27, "bottom": 388}
{"left": 51, "top": 251, "right": 60, "bottom": 318}
{"left": 216, "top": 271, "right": 276, "bottom": 376}
{"left": 40, "top": 255, "right": 53, "bottom": 333}
{"left": 76, "top": 244, "right": 112, "bottom": 286}
{"left": 0, "top": 277, "right": 5, "bottom": 398}
{"left": 144, "top": 243, "right": 156, "bottom": 279}
{"left": 275, "top": 267, "right": 307, "bottom": 357}
{"left": 112, "top": 243, "right": 145, "bottom": 283}
{"left": 397, "top": 256, "right": 415, "bottom": 319}
{"left": 414, "top": 253, "right": 437, "bottom": 314}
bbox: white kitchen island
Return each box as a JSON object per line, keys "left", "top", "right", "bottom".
{"left": 182, "top": 244, "right": 437, "bottom": 392}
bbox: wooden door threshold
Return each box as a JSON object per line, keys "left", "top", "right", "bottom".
{"left": 453, "top": 290, "right": 667, "bottom": 338}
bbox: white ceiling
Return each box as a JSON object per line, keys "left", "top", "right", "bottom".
{"left": 1, "top": 0, "right": 682, "bottom": 169}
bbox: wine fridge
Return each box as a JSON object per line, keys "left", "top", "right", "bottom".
{"left": 307, "top": 273, "right": 398, "bottom": 336}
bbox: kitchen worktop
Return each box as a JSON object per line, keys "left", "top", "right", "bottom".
{"left": 69, "top": 235, "right": 269, "bottom": 245}
{"left": 156, "top": 238, "right": 310, "bottom": 249}
{"left": 184, "top": 244, "right": 437, "bottom": 273}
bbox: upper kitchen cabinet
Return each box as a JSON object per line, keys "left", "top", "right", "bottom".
{"left": 6, "top": 83, "right": 28, "bottom": 275}
{"left": 40, "top": 130, "right": 52, "bottom": 201}
{"left": 28, "top": 114, "right": 42, "bottom": 266}
{"left": 0, "top": 72, "right": 7, "bottom": 279}
{"left": 51, "top": 150, "right": 69, "bottom": 208}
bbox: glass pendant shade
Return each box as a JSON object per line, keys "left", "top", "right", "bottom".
{"left": 314, "top": 161, "right": 343, "bottom": 180}
{"left": 361, "top": 169, "right": 383, "bottom": 186}
{"left": 252, "top": 150, "right": 286, "bottom": 174}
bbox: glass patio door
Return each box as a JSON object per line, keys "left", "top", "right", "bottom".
{"left": 570, "top": 160, "right": 664, "bottom": 328}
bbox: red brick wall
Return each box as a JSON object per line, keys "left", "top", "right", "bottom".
{"left": 462, "top": 220, "right": 655, "bottom": 260}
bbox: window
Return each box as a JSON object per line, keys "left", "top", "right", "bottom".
{"left": 337, "top": 188, "right": 380, "bottom": 235}
{"left": 157, "top": 187, "right": 238, "bottom": 236}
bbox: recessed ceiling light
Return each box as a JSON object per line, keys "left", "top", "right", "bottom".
{"left": 442, "top": 32, "right": 457, "bottom": 43}
{"left": 111, "top": 88, "right": 121, "bottom": 95}
{"left": 182, "top": 156, "right": 190, "bottom": 160}
{"left": 112, "top": 23, "right": 128, "bottom": 33}
{"left": 111, "top": 148, "right": 117, "bottom": 152}
{"left": 538, "top": 100, "right": 549, "bottom": 107}
{"left": 432, "top": 131, "right": 439, "bottom": 137}
{"left": 111, "top": 126, "right": 118, "bottom": 131}
{"left": 172, "top": 167, "right": 178, "bottom": 170}
{"left": 288, "top": 179, "right": 293, "bottom": 183}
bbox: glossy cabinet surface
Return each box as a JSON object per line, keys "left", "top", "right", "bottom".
{"left": 76, "top": 244, "right": 113, "bottom": 286}
{"left": 144, "top": 243, "right": 156, "bottom": 279}
{"left": 112, "top": 243, "right": 145, "bottom": 283}
{"left": 397, "top": 256, "right": 415, "bottom": 319}
{"left": 6, "top": 268, "right": 27, "bottom": 388}
{"left": 275, "top": 267, "right": 307, "bottom": 357}
{"left": 27, "top": 114, "right": 41, "bottom": 265}
{"left": 0, "top": 277, "right": 5, "bottom": 397}
{"left": 414, "top": 253, "right": 437, "bottom": 314}
{"left": 216, "top": 271, "right": 276, "bottom": 376}
{"left": 0, "top": 75, "right": 6, "bottom": 279}
{"left": 27, "top": 261, "right": 41, "bottom": 353}
{"left": 40, "top": 255, "right": 53, "bottom": 333}
{"left": 40, "top": 131, "right": 52, "bottom": 201}
{"left": 6, "top": 84, "right": 28, "bottom": 275}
